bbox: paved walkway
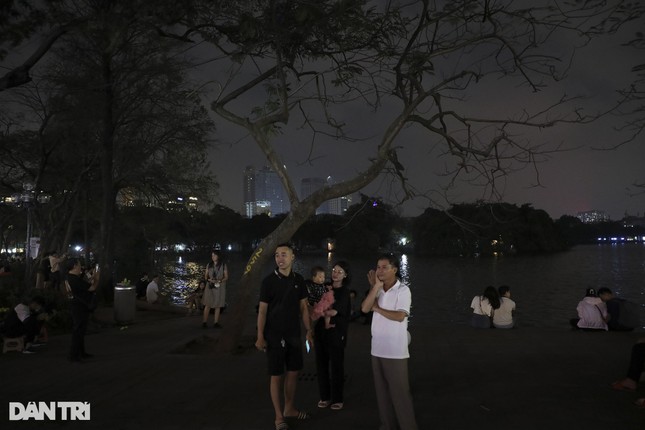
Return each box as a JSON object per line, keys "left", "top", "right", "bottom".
{"left": 1, "top": 306, "right": 643, "bottom": 429}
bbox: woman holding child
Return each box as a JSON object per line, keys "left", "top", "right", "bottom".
{"left": 313, "top": 261, "right": 352, "bottom": 411}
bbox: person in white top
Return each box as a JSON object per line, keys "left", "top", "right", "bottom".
{"left": 361, "top": 254, "right": 418, "bottom": 430}
{"left": 146, "top": 275, "right": 160, "bottom": 304}
{"left": 570, "top": 288, "right": 608, "bottom": 331}
{"left": 492, "top": 285, "right": 516, "bottom": 329}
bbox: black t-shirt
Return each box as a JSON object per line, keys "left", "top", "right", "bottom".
{"left": 67, "top": 273, "right": 92, "bottom": 306}
{"left": 259, "top": 269, "right": 307, "bottom": 340}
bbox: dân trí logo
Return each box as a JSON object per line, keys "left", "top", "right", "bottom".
{"left": 9, "top": 402, "right": 91, "bottom": 421}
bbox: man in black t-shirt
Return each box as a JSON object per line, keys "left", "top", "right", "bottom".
{"left": 256, "top": 243, "right": 314, "bottom": 430}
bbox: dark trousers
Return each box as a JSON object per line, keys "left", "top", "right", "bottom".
{"left": 70, "top": 303, "right": 89, "bottom": 359}
{"left": 315, "top": 331, "right": 346, "bottom": 403}
{"left": 3, "top": 312, "right": 41, "bottom": 343}
{"left": 627, "top": 342, "right": 645, "bottom": 382}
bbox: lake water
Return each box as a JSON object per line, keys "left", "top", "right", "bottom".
{"left": 162, "top": 244, "right": 645, "bottom": 330}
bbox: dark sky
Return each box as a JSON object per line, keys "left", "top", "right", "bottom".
{"left": 200, "top": 15, "right": 645, "bottom": 221}
{"left": 3, "top": 5, "right": 643, "bottom": 221}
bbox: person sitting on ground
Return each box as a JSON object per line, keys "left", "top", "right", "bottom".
{"left": 598, "top": 287, "right": 638, "bottom": 331}
{"left": 146, "top": 274, "right": 161, "bottom": 304}
{"left": 135, "top": 272, "right": 149, "bottom": 300}
{"left": 611, "top": 338, "right": 645, "bottom": 408}
{"left": 570, "top": 288, "right": 607, "bottom": 331}
{"left": 470, "top": 285, "right": 500, "bottom": 329}
{"left": 186, "top": 280, "right": 206, "bottom": 314}
{"left": 2, "top": 296, "right": 48, "bottom": 353}
{"left": 493, "top": 285, "right": 516, "bottom": 329}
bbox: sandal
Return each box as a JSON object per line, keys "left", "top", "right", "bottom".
{"left": 275, "top": 421, "right": 289, "bottom": 430}
{"left": 284, "top": 411, "right": 311, "bottom": 420}
{"left": 611, "top": 380, "right": 636, "bottom": 392}
{"left": 330, "top": 402, "right": 343, "bottom": 410}
{"left": 635, "top": 398, "right": 645, "bottom": 409}
{"left": 317, "top": 400, "right": 330, "bottom": 408}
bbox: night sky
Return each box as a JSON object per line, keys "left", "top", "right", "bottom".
{"left": 200, "top": 12, "right": 645, "bottom": 221}
{"left": 2, "top": 4, "right": 644, "bottom": 221}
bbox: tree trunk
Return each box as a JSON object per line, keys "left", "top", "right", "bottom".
{"left": 98, "top": 53, "right": 117, "bottom": 299}
{"left": 216, "top": 203, "right": 316, "bottom": 353}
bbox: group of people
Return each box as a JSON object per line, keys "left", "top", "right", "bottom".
{"left": 470, "top": 285, "right": 516, "bottom": 329}
{"left": 570, "top": 287, "right": 639, "bottom": 331}
{"left": 255, "top": 243, "right": 418, "bottom": 430}
{"left": 134, "top": 249, "right": 229, "bottom": 330}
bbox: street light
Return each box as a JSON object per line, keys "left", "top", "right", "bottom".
{"left": 11, "top": 182, "right": 51, "bottom": 287}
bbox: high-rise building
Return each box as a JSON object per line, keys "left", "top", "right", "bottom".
{"left": 577, "top": 210, "right": 609, "bottom": 224}
{"left": 300, "top": 176, "right": 351, "bottom": 215}
{"left": 301, "top": 177, "right": 329, "bottom": 214}
{"left": 328, "top": 195, "right": 352, "bottom": 215}
{"left": 243, "top": 165, "right": 288, "bottom": 217}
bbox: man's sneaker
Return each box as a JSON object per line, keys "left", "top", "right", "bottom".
{"left": 22, "top": 348, "right": 36, "bottom": 354}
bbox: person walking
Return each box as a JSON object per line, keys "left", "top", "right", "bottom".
{"left": 361, "top": 253, "right": 418, "bottom": 430}
{"left": 314, "top": 261, "right": 352, "bottom": 411}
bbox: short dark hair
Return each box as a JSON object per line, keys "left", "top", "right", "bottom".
{"left": 276, "top": 243, "right": 295, "bottom": 253}
{"left": 498, "top": 285, "right": 511, "bottom": 296}
{"left": 30, "top": 296, "right": 46, "bottom": 307}
{"left": 65, "top": 258, "right": 80, "bottom": 273}
{"left": 310, "top": 266, "right": 325, "bottom": 277}
{"left": 377, "top": 253, "right": 400, "bottom": 272}
{"left": 597, "top": 287, "right": 612, "bottom": 296}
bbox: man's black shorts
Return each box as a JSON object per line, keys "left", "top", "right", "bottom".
{"left": 266, "top": 336, "right": 303, "bottom": 376}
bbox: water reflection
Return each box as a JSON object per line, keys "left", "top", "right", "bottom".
{"left": 399, "top": 254, "right": 410, "bottom": 286}
{"left": 160, "top": 245, "right": 645, "bottom": 330}
{"left": 162, "top": 257, "right": 204, "bottom": 305}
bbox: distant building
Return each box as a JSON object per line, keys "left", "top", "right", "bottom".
{"left": 577, "top": 210, "right": 609, "bottom": 224}
{"left": 328, "top": 195, "right": 352, "bottom": 215}
{"left": 116, "top": 188, "right": 201, "bottom": 211}
{"left": 300, "top": 176, "right": 352, "bottom": 216}
{"left": 243, "top": 166, "right": 289, "bottom": 217}
{"left": 622, "top": 214, "right": 645, "bottom": 228}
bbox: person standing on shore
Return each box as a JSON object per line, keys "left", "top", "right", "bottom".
{"left": 314, "top": 261, "right": 352, "bottom": 411}
{"left": 203, "top": 250, "right": 228, "bottom": 328}
{"left": 255, "top": 243, "right": 314, "bottom": 430}
{"left": 65, "top": 258, "right": 99, "bottom": 362}
{"left": 361, "top": 253, "right": 418, "bottom": 430}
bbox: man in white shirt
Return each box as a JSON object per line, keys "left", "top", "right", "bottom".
{"left": 146, "top": 275, "right": 160, "bottom": 304}
{"left": 361, "top": 254, "right": 418, "bottom": 430}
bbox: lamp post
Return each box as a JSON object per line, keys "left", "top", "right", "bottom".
{"left": 11, "top": 182, "right": 51, "bottom": 287}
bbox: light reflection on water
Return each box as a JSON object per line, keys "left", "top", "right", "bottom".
{"left": 161, "top": 245, "right": 645, "bottom": 330}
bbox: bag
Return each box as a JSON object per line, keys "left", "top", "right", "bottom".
{"left": 65, "top": 280, "right": 98, "bottom": 311}
{"left": 471, "top": 313, "right": 491, "bottom": 329}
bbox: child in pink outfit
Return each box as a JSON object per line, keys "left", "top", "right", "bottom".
{"left": 312, "top": 286, "right": 335, "bottom": 329}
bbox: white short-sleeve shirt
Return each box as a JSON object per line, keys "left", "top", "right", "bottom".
{"left": 370, "top": 280, "right": 411, "bottom": 359}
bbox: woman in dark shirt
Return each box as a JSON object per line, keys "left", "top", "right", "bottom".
{"left": 314, "top": 260, "right": 352, "bottom": 411}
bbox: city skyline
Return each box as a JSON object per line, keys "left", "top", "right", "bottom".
{"left": 202, "top": 13, "right": 645, "bottom": 223}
